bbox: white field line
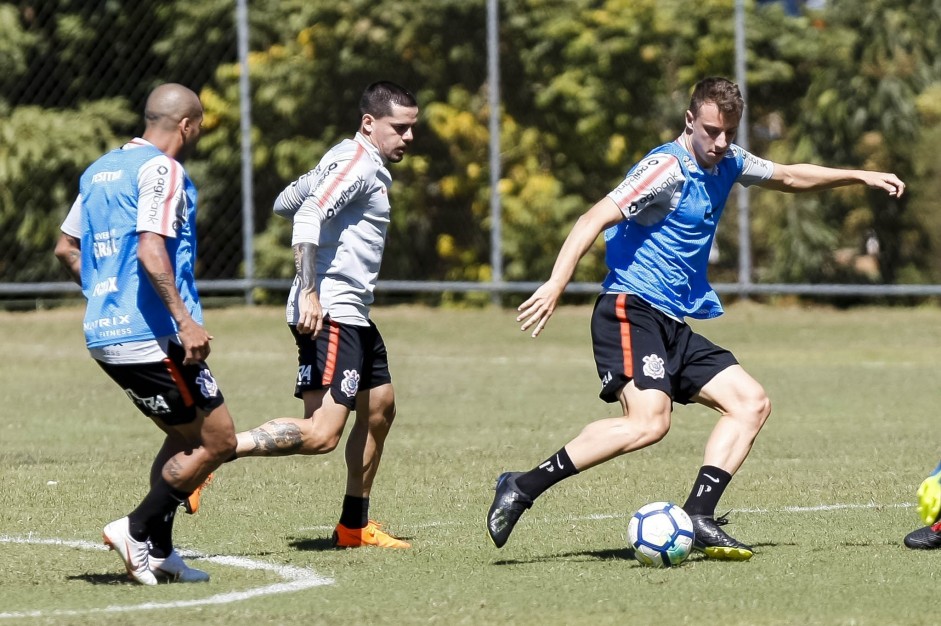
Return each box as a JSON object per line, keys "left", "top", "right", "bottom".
{"left": 0, "top": 535, "right": 333, "bottom": 620}
{"left": 737, "top": 502, "right": 913, "bottom": 514}
{"left": 298, "top": 501, "right": 915, "bottom": 533}
{"left": 571, "top": 501, "right": 914, "bottom": 520}
{"left": 1, "top": 501, "right": 915, "bottom": 616}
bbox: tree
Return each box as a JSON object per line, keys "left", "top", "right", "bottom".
{"left": 0, "top": 100, "right": 132, "bottom": 282}
{"left": 793, "top": 0, "right": 941, "bottom": 283}
{"left": 3, "top": 0, "right": 938, "bottom": 295}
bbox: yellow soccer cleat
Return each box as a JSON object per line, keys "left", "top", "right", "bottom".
{"left": 916, "top": 469, "right": 941, "bottom": 526}
{"left": 689, "top": 513, "right": 754, "bottom": 561}
{"left": 333, "top": 520, "right": 411, "bottom": 549}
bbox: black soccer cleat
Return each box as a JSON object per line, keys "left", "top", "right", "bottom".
{"left": 904, "top": 522, "right": 941, "bottom": 549}
{"left": 487, "top": 472, "right": 533, "bottom": 548}
{"left": 688, "top": 513, "right": 754, "bottom": 560}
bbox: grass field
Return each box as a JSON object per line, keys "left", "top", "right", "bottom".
{"left": 2, "top": 302, "right": 940, "bottom": 625}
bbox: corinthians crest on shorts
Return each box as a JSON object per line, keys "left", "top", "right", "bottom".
{"left": 340, "top": 369, "right": 360, "bottom": 397}
{"left": 642, "top": 354, "right": 666, "bottom": 380}
{"left": 196, "top": 370, "right": 219, "bottom": 398}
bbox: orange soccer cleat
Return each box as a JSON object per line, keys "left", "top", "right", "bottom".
{"left": 333, "top": 520, "right": 411, "bottom": 549}
{"left": 183, "top": 473, "right": 214, "bottom": 514}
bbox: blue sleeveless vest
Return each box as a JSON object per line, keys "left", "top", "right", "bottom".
{"left": 602, "top": 142, "right": 744, "bottom": 319}
{"left": 79, "top": 144, "right": 201, "bottom": 347}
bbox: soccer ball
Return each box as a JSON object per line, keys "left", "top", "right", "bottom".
{"left": 627, "top": 501, "right": 695, "bottom": 568}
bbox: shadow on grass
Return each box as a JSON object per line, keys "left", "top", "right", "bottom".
{"left": 288, "top": 533, "right": 417, "bottom": 552}
{"left": 491, "top": 546, "right": 635, "bottom": 565}
{"left": 492, "top": 541, "right": 782, "bottom": 566}
{"left": 68, "top": 573, "right": 139, "bottom": 585}
{"left": 288, "top": 537, "right": 339, "bottom": 551}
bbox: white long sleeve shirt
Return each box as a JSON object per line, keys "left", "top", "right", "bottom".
{"left": 274, "top": 132, "right": 392, "bottom": 326}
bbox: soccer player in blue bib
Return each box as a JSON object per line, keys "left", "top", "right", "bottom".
{"left": 55, "top": 84, "right": 236, "bottom": 584}
{"left": 487, "top": 77, "right": 905, "bottom": 559}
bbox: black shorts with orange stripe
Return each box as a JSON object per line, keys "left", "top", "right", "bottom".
{"left": 95, "top": 340, "right": 225, "bottom": 425}
{"left": 590, "top": 293, "right": 737, "bottom": 405}
{"left": 290, "top": 318, "right": 392, "bottom": 409}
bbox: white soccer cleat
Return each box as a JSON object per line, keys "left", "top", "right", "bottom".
{"left": 149, "top": 549, "right": 210, "bottom": 583}
{"left": 102, "top": 517, "right": 158, "bottom": 586}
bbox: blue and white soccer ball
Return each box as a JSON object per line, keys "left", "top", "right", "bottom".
{"left": 627, "top": 501, "right": 695, "bottom": 567}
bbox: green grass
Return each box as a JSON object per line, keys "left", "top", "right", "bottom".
{"left": 1, "top": 302, "right": 940, "bottom": 624}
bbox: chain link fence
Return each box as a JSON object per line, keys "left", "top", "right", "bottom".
{"left": 2, "top": 0, "right": 511, "bottom": 305}
{"left": 2, "top": 1, "right": 248, "bottom": 302}
{"left": 4, "top": 0, "right": 941, "bottom": 306}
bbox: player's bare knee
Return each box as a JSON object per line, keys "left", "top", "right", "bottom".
{"left": 739, "top": 390, "right": 771, "bottom": 431}
{"left": 317, "top": 434, "right": 342, "bottom": 453}
{"left": 203, "top": 432, "right": 237, "bottom": 463}
{"left": 361, "top": 396, "right": 395, "bottom": 427}
{"left": 642, "top": 414, "right": 671, "bottom": 445}
{"left": 756, "top": 393, "right": 772, "bottom": 427}
{"left": 219, "top": 432, "right": 238, "bottom": 459}
{"left": 302, "top": 429, "right": 342, "bottom": 454}
{"left": 370, "top": 408, "right": 395, "bottom": 433}
{"left": 619, "top": 411, "right": 670, "bottom": 450}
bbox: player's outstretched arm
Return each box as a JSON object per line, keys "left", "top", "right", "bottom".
{"left": 517, "top": 197, "right": 622, "bottom": 338}
{"left": 759, "top": 162, "right": 905, "bottom": 197}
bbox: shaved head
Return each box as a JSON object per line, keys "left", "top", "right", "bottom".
{"left": 142, "top": 83, "right": 204, "bottom": 160}
{"left": 144, "top": 83, "right": 203, "bottom": 131}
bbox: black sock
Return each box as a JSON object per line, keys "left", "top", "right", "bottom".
{"left": 147, "top": 508, "right": 177, "bottom": 558}
{"left": 515, "top": 447, "right": 579, "bottom": 500}
{"left": 682, "top": 465, "right": 732, "bottom": 517}
{"left": 339, "top": 495, "right": 369, "bottom": 529}
{"left": 127, "top": 477, "right": 190, "bottom": 541}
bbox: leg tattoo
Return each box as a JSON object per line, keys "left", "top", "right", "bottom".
{"left": 248, "top": 422, "right": 304, "bottom": 455}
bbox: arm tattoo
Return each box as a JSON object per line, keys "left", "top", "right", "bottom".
{"left": 138, "top": 234, "right": 189, "bottom": 323}
{"left": 248, "top": 422, "right": 304, "bottom": 455}
{"left": 151, "top": 271, "right": 177, "bottom": 307}
{"left": 293, "top": 243, "right": 318, "bottom": 293}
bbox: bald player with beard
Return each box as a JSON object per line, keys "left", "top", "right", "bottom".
{"left": 55, "top": 83, "right": 236, "bottom": 585}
